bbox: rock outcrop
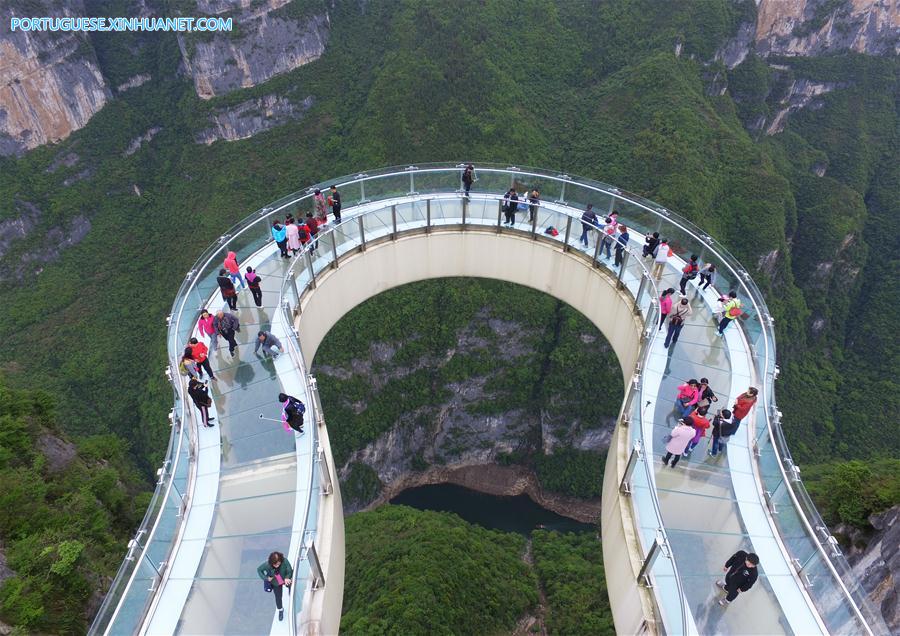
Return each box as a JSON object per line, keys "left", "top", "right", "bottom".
{"left": 195, "top": 94, "right": 313, "bottom": 144}
{"left": 755, "top": 0, "right": 899, "bottom": 57}
{"left": 0, "top": 3, "right": 110, "bottom": 156}
{"left": 842, "top": 505, "right": 900, "bottom": 632}
{"left": 765, "top": 77, "right": 848, "bottom": 134}
{"left": 177, "top": 1, "right": 329, "bottom": 99}
{"left": 719, "top": 0, "right": 899, "bottom": 68}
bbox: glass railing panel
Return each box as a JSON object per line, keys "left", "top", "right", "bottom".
{"left": 360, "top": 206, "right": 395, "bottom": 241}
{"left": 358, "top": 173, "right": 410, "bottom": 201}
{"left": 467, "top": 168, "right": 512, "bottom": 197}
{"left": 533, "top": 205, "right": 567, "bottom": 244}
{"left": 464, "top": 194, "right": 498, "bottom": 227}
{"left": 394, "top": 199, "right": 427, "bottom": 229}
{"left": 614, "top": 198, "right": 661, "bottom": 239}
{"left": 411, "top": 168, "right": 459, "bottom": 196}
{"left": 650, "top": 567, "right": 686, "bottom": 636}
{"left": 106, "top": 556, "right": 158, "bottom": 636}
{"left": 144, "top": 485, "right": 183, "bottom": 569}
{"left": 430, "top": 196, "right": 463, "bottom": 226}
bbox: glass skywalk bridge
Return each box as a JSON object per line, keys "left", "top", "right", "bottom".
{"left": 90, "top": 164, "right": 887, "bottom": 636}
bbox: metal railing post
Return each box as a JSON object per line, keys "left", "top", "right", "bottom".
{"left": 608, "top": 196, "right": 616, "bottom": 215}
{"left": 306, "top": 251, "right": 316, "bottom": 289}
{"left": 289, "top": 273, "right": 300, "bottom": 307}
{"left": 426, "top": 199, "right": 431, "bottom": 233}
{"left": 409, "top": 172, "right": 415, "bottom": 195}
{"left": 619, "top": 440, "right": 642, "bottom": 495}
{"left": 634, "top": 273, "right": 648, "bottom": 314}
{"left": 358, "top": 217, "right": 366, "bottom": 251}
{"left": 563, "top": 217, "right": 572, "bottom": 251}
{"left": 592, "top": 232, "right": 602, "bottom": 267}
{"left": 305, "top": 540, "right": 326, "bottom": 590}
{"left": 617, "top": 250, "right": 629, "bottom": 289}
{"left": 330, "top": 231, "right": 338, "bottom": 268}
{"left": 317, "top": 445, "right": 334, "bottom": 496}
{"left": 497, "top": 200, "right": 503, "bottom": 233}
{"left": 391, "top": 204, "right": 397, "bottom": 240}
{"left": 359, "top": 180, "right": 366, "bottom": 204}
{"left": 530, "top": 205, "right": 538, "bottom": 237}
{"left": 462, "top": 196, "right": 467, "bottom": 225}
{"left": 557, "top": 181, "right": 567, "bottom": 204}
{"left": 637, "top": 533, "right": 663, "bottom": 587}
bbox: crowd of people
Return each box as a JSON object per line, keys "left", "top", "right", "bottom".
{"left": 178, "top": 169, "right": 767, "bottom": 611}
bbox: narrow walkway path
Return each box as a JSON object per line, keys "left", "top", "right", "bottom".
{"left": 171, "top": 251, "right": 300, "bottom": 635}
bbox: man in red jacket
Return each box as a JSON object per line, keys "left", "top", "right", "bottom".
{"left": 188, "top": 337, "right": 216, "bottom": 381}
{"left": 731, "top": 387, "right": 758, "bottom": 428}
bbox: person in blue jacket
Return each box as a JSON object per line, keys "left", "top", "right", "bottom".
{"left": 272, "top": 220, "right": 289, "bottom": 258}
{"left": 257, "top": 551, "right": 293, "bottom": 621}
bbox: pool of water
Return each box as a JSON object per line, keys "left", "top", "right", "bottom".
{"left": 389, "top": 483, "right": 597, "bottom": 535}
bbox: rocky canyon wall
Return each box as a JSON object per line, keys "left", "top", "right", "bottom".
{"left": 0, "top": 2, "right": 110, "bottom": 156}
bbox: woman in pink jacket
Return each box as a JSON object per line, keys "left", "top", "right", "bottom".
{"left": 198, "top": 309, "right": 217, "bottom": 350}
{"left": 675, "top": 379, "right": 700, "bottom": 417}
{"left": 223, "top": 251, "right": 246, "bottom": 290}
{"left": 658, "top": 288, "right": 675, "bottom": 331}
{"left": 663, "top": 419, "right": 696, "bottom": 468}
{"left": 285, "top": 219, "right": 301, "bottom": 255}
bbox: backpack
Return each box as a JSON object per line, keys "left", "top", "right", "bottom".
{"left": 684, "top": 263, "right": 699, "bottom": 279}
{"left": 287, "top": 397, "right": 306, "bottom": 418}
{"left": 727, "top": 305, "right": 743, "bottom": 318}
{"left": 544, "top": 226, "right": 559, "bottom": 236}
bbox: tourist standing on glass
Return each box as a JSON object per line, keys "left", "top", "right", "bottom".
{"left": 245, "top": 266, "right": 263, "bottom": 307}
{"left": 614, "top": 224, "right": 629, "bottom": 267}
{"left": 717, "top": 291, "right": 742, "bottom": 335}
{"left": 580, "top": 204, "right": 597, "bottom": 248}
{"left": 257, "top": 551, "right": 293, "bottom": 622}
{"left": 652, "top": 239, "right": 670, "bottom": 280}
{"left": 305, "top": 212, "right": 320, "bottom": 253}
{"left": 643, "top": 231, "right": 660, "bottom": 258}
{"left": 662, "top": 419, "right": 695, "bottom": 468}
{"left": 699, "top": 262, "right": 717, "bottom": 291}
{"left": 272, "top": 220, "right": 289, "bottom": 259}
{"left": 188, "top": 337, "right": 215, "bottom": 380}
{"left": 664, "top": 297, "right": 692, "bottom": 349}
{"left": 709, "top": 408, "right": 737, "bottom": 457}
{"left": 679, "top": 254, "right": 700, "bottom": 295}
{"left": 600, "top": 214, "right": 617, "bottom": 259}
{"left": 223, "top": 251, "right": 246, "bottom": 291}
{"left": 683, "top": 406, "right": 711, "bottom": 456}
{"left": 188, "top": 378, "right": 214, "bottom": 428}
{"left": 216, "top": 269, "right": 238, "bottom": 310}
{"left": 462, "top": 164, "right": 475, "bottom": 197}
{"left": 502, "top": 188, "right": 518, "bottom": 225}
{"left": 659, "top": 288, "right": 675, "bottom": 330}
{"left": 731, "top": 387, "right": 758, "bottom": 428}
{"left": 329, "top": 184, "right": 342, "bottom": 223}
{"left": 697, "top": 377, "right": 718, "bottom": 410}
{"left": 313, "top": 189, "right": 327, "bottom": 225}
{"left": 716, "top": 551, "right": 759, "bottom": 606}
{"left": 527, "top": 188, "right": 540, "bottom": 223}
{"left": 214, "top": 309, "right": 240, "bottom": 357}
{"left": 198, "top": 309, "right": 216, "bottom": 350}
{"left": 180, "top": 353, "right": 200, "bottom": 379}
{"left": 285, "top": 218, "right": 301, "bottom": 256}
{"left": 675, "top": 379, "right": 700, "bottom": 417}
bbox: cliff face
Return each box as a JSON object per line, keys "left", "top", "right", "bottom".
{"left": 194, "top": 94, "right": 314, "bottom": 143}
{"left": 755, "top": 0, "right": 899, "bottom": 57}
{"left": 177, "top": 1, "right": 329, "bottom": 99}
{"left": 842, "top": 506, "right": 900, "bottom": 632}
{"left": 0, "top": 3, "right": 110, "bottom": 156}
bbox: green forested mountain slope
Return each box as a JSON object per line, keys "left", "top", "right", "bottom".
{"left": 0, "top": 0, "right": 896, "bottom": 525}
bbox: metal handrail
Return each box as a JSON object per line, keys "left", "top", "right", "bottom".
{"left": 94, "top": 164, "right": 883, "bottom": 636}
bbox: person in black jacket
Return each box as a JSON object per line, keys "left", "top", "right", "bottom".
{"left": 502, "top": 188, "right": 518, "bottom": 225}
{"left": 709, "top": 408, "right": 738, "bottom": 457}
{"left": 216, "top": 268, "right": 238, "bottom": 310}
{"left": 188, "top": 378, "right": 214, "bottom": 428}
{"left": 716, "top": 551, "right": 759, "bottom": 605}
